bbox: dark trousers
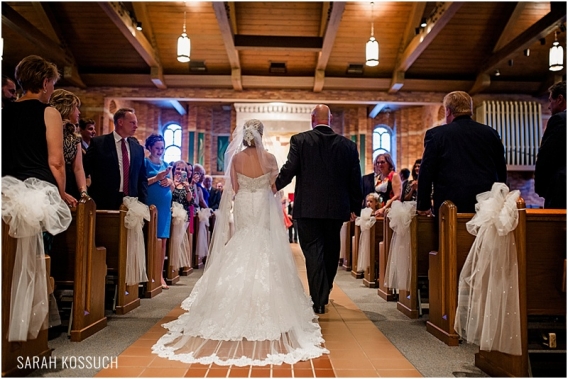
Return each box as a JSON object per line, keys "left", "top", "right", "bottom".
{"left": 288, "top": 220, "right": 298, "bottom": 242}
{"left": 296, "top": 218, "right": 343, "bottom": 308}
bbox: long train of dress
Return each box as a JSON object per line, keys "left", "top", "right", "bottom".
{"left": 152, "top": 173, "right": 328, "bottom": 366}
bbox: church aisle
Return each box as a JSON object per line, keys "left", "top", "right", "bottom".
{"left": 95, "top": 244, "right": 421, "bottom": 378}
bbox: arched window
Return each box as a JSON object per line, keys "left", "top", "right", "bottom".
{"left": 372, "top": 125, "right": 394, "bottom": 163}
{"left": 163, "top": 123, "right": 182, "bottom": 163}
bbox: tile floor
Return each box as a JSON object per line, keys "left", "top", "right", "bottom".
{"left": 96, "top": 245, "right": 422, "bottom": 378}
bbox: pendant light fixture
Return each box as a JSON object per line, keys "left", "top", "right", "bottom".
{"left": 177, "top": 11, "right": 191, "bottom": 63}
{"left": 365, "top": 2, "right": 379, "bottom": 67}
{"left": 549, "top": 31, "right": 563, "bottom": 71}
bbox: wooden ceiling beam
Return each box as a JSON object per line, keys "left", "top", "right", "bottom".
{"left": 389, "top": 2, "right": 426, "bottom": 93}
{"left": 314, "top": 2, "right": 345, "bottom": 92}
{"left": 98, "top": 2, "right": 160, "bottom": 68}
{"left": 395, "top": 2, "right": 463, "bottom": 73}
{"left": 479, "top": 3, "right": 566, "bottom": 74}
{"left": 2, "top": 3, "right": 85, "bottom": 88}
{"left": 493, "top": 2, "right": 528, "bottom": 52}
{"left": 471, "top": 3, "right": 566, "bottom": 95}
{"left": 132, "top": 2, "right": 166, "bottom": 89}
{"left": 234, "top": 35, "right": 323, "bottom": 51}
{"left": 212, "top": 1, "right": 242, "bottom": 91}
{"left": 170, "top": 100, "right": 187, "bottom": 115}
{"left": 369, "top": 103, "right": 387, "bottom": 119}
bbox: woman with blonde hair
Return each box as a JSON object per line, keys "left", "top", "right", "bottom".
{"left": 50, "top": 89, "right": 88, "bottom": 200}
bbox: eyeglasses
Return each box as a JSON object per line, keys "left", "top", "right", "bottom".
{"left": 377, "top": 161, "right": 387, "bottom": 164}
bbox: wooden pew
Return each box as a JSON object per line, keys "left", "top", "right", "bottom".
{"left": 2, "top": 221, "right": 52, "bottom": 377}
{"left": 396, "top": 215, "right": 437, "bottom": 318}
{"left": 377, "top": 216, "right": 395, "bottom": 298}
{"left": 475, "top": 205, "right": 566, "bottom": 377}
{"left": 50, "top": 197, "right": 108, "bottom": 342}
{"left": 143, "top": 205, "right": 163, "bottom": 298}
{"left": 95, "top": 205, "right": 140, "bottom": 315}
{"left": 341, "top": 221, "right": 354, "bottom": 271}
{"left": 426, "top": 201, "right": 475, "bottom": 346}
{"left": 351, "top": 223, "right": 364, "bottom": 279}
{"left": 356, "top": 217, "right": 383, "bottom": 288}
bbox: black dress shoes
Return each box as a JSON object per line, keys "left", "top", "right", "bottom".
{"left": 313, "top": 305, "right": 325, "bottom": 314}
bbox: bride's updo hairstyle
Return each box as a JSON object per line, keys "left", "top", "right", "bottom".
{"left": 242, "top": 119, "right": 264, "bottom": 147}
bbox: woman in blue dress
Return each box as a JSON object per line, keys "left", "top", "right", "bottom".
{"left": 144, "top": 134, "right": 173, "bottom": 289}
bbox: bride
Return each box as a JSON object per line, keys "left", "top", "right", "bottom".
{"left": 152, "top": 119, "right": 328, "bottom": 366}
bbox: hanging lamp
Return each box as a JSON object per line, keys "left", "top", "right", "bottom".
{"left": 366, "top": 2, "right": 379, "bottom": 67}
{"left": 549, "top": 31, "right": 563, "bottom": 71}
{"left": 177, "top": 11, "right": 191, "bottom": 63}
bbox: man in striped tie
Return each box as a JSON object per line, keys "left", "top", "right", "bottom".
{"left": 84, "top": 107, "right": 148, "bottom": 210}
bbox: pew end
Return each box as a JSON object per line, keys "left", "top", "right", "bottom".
{"left": 363, "top": 217, "right": 382, "bottom": 288}
{"left": 351, "top": 223, "right": 364, "bottom": 279}
{"left": 426, "top": 201, "right": 474, "bottom": 345}
{"left": 377, "top": 217, "right": 396, "bottom": 299}
{"left": 51, "top": 197, "right": 108, "bottom": 342}
{"left": 341, "top": 221, "right": 354, "bottom": 271}
{"left": 476, "top": 206, "right": 566, "bottom": 377}
{"left": 96, "top": 207, "right": 140, "bottom": 315}
{"left": 394, "top": 215, "right": 436, "bottom": 319}
{"left": 2, "top": 222, "right": 52, "bottom": 377}
{"left": 143, "top": 205, "right": 163, "bottom": 298}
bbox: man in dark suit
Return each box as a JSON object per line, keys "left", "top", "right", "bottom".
{"left": 417, "top": 91, "right": 507, "bottom": 216}
{"left": 535, "top": 81, "right": 566, "bottom": 209}
{"left": 361, "top": 154, "right": 381, "bottom": 207}
{"left": 208, "top": 181, "right": 223, "bottom": 211}
{"left": 84, "top": 107, "right": 148, "bottom": 210}
{"left": 275, "top": 104, "right": 363, "bottom": 314}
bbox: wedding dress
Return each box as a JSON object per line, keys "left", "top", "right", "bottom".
{"left": 152, "top": 120, "right": 328, "bottom": 366}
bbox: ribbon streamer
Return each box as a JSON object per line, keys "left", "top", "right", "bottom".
{"left": 123, "top": 196, "right": 149, "bottom": 286}
{"left": 355, "top": 207, "right": 376, "bottom": 272}
{"left": 170, "top": 202, "right": 191, "bottom": 270}
{"left": 384, "top": 200, "right": 416, "bottom": 291}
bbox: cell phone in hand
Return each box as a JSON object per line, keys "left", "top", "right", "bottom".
{"left": 181, "top": 171, "right": 187, "bottom": 181}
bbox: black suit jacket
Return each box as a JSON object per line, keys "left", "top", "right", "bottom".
{"left": 275, "top": 125, "right": 363, "bottom": 221}
{"left": 208, "top": 188, "right": 222, "bottom": 210}
{"left": 534, "top": 109, "right": 566, "bottom": 208}
{"left": 416, "top": 116, "right": 507, "bottom": 214}
{"left": 84, "top": 133, "right": 148, "bottom": 210}
{"left": 361, "top": 172, "right": 377, "bottom": 207}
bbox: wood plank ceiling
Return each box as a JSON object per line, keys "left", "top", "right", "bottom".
{"left": 1, "top": 1, "right": 566, "bottom": 110}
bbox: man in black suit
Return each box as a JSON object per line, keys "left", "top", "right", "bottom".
{"left": 84, "top": 107, "right": 148, "bottom": 210}
{"left": 535, "top": 81, "right": 566, "bottom": 209}
{"left": 361, "top": 154, "right": 381, "bottom": 207}
{"left": 275, "top": 104, "right": 363, "bottom": 314}
{"left": 417, "top": 91, "right": 507, "bottom": 216}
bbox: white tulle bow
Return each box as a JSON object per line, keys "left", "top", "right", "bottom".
{"left": 197, "top": 208, "right": 211, "bottom": 226}
{"left": 355, "top": 207, "right": 376, "bottom": 231}
{"left": 170, "top": 202, "right": 191, "bottom": 270}
{"left": 1, "top": 176, "right": 72, "bottom": 341}
{"left": 455, "top": 183, "right": 522, "bottom": 356}
{"left": 384, "top": 200, "right": 416, "bottom": 291}
{"left": 123, "top": 197, "right": 149, "bottom": 286}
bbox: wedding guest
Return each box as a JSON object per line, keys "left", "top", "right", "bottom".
{"left": 417, "top": 91, "right": 506, "bottom": 216}
{"left": 2, "top": 75, "right": 17, "bottom": 107}
{"left": 144, "top": 134, "right": 173, "bottom": 289}
{"left": 361, "top": 154, "right": 381, "bottom": 208}
{"left": 399, "top": 168, "right": 410, "bottom": 202}
{"left": 2, "top": 55, "right": 76, "bottom": 207}
{"left": 193, "top": 164, "right": 209, "bottom": 207}
{"left": 404, "top": 159, "right": 421, "bottom": 202}
{"left": 171, "top": 160, "right": 194, "bottom": 213}
{"left": 49, "top": 89, "right": 88, "bottom": 200}
{"left": 535, "top": 81, "right": 566, "bottom": 209}
{"left": 84, "top": 108, "right": 148, "bottom": 210}
{"left": 79, "top": 118, "right": 96, "bottom": 155}
{"left": 375, "top": 153, "right": 402, "bottom": 217}
{"left": 208, "top": 181, "right": 223, "bottom": 211}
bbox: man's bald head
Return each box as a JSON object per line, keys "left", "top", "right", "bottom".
{"left": 311, "top": 104, "right": 332, "bottom": 128}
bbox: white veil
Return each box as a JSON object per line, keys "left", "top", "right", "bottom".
{"left": 205, "top": 119, "right": 278, "bottom": 271}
